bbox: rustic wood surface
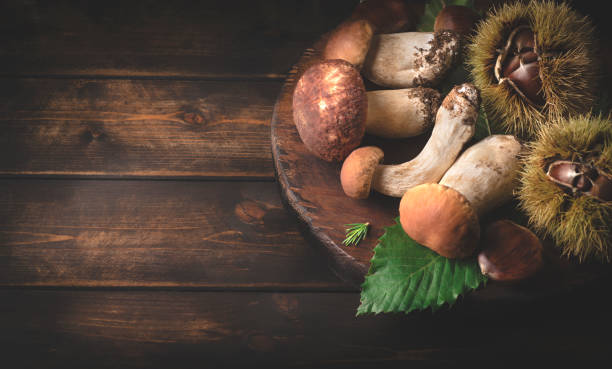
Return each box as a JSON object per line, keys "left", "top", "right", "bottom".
{"left": 1, "top": 0, "right": 611, "bottom": 367}
{"left": 0, "top": 78, "right": 279, "bottom": 178}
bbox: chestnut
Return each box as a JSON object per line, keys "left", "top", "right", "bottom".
{"left": 478, "top": 220, "right": 544, "bottom": 282}
{"left": 467, "top": 1, "right": 600, "bottom": 139}
{"left": 517, "top": 115, "right": 612, "bottom": 262}
{"left": 494, "top": 26, "right": 545, "bottom": 107}
{"left": 434, "top": 5, "right": 479, "bottom": 37}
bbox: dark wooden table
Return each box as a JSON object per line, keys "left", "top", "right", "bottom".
{"left": 1, "top": 1, "right": 611, "bottom": 367}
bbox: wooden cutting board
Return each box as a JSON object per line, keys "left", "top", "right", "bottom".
{"left": 270, "top": 35, "right": 610, "bottom": 303}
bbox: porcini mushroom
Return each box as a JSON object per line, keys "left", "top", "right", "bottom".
{"left": 292, "top": 59, "right": 367, "bottom": 162}
{"left": 363, "top": 31, "right": 461, "bottom": 88}
{"left": 323, "top": 19, "right": 375, "bottom": 69}
{"left": 478, "top": 220, "right": 544, "bottom": 281}
{"left": 399, "top": 135, "right": 523, "bottom": 258}
{"left": 293, "top": 60, "right": 441, "bottom": 161}
{"left": 340, "top": 83, "right": 479, "bottom": 199}
{"left": 340, "top": 146, "right": 384, "bottom": 199}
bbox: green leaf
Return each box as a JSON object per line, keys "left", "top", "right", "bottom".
{"left": 357, "top": 218, "right": 486, "bottom": 315}
{"left": 437, "top": 62, "right": 471, "bottom": 97}
{"left": 473, "top": 105, "right": 492, "bottom": 141}
{"left": 417, "top": 0, "right": 475, "bottom": 32}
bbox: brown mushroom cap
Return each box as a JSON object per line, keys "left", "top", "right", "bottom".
{"left": 433, "top": 5, "right": 479, "bottom": 38}
{"left": 399, "top": 183, "right": 479, "bottom": 259}
{"left": 324, "top": 19, "right": 374, "bottom": 69}
{"left": 340, "top": 146, "right": 384, "bottom": 199}
{"left": 292, "top": 59, "right": 367, "bottom": 162}
{"left": 478, "top": 220, "right": 544, "bottom": 281}
{"left": 350, "top": 0, "right": 413, "bottom": 34}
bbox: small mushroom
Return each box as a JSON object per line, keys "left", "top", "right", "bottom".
{"left": 478, "top": 220, "right": 544, "bottom": 281}
{"left": 292, "top": 59, "right": 367, "bottom": 162}
{"left": 340, "top": 146, "right": 384, "bottom": 199}
{"left": 399, "top": 135, "right": 523, "bottom": 258}
{"left": 340, "top": 83, "right": 479, "bottom": 199}
{"left": 363, "top": 31, "right": 461, "bottom": 88}
{"left": 323, "top": 19, "right": 375, "bottom": 70}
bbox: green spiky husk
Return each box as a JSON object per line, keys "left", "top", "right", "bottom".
{"left": 467, "top": 1, "right": 599, "bottom": 140}
{"left": 517, "top": 115, "right": 612, "bottom": 262}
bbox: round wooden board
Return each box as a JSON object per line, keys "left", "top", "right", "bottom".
{"left": 270, "top": 36, "right": 610, "bottom": 304}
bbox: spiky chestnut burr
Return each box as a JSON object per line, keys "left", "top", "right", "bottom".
{"left": 467, "top": 1, "right": 600, "bottom": 140}
{"left": 517, "top": 115, "right": 612, "bottom": 262}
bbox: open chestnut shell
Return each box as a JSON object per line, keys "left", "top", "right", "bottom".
{"left": 518, "top": 115, "right": 612, "bottom": 262}
{"left": 495, "top": 26, "right": 544, "bottom": 107}
{"left": 468, "top": 1, "right": 600, "bottom": 139}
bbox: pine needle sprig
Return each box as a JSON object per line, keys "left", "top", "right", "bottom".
{"left": 343, "top": 222, "right": 370, "bottom": 246}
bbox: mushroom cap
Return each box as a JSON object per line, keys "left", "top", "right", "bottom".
{"left": 399, "top": 183, "right": 479, "bottom": 259}
{"left": 350, "top": 0, "right": 413, "bottom": 34}
{"left": 323, "top": 19, "right": 374, "bottom": 69}
{"left": 292, "top": 59, "right": 367, "bottom": 162}
{"left": 340, "top": 146, "right": 384, "bottom": 199}
{"left": 433, "top": 5, "right": 479, "bottom": 37}
{"left": 478, "top": 220, "right": 543, "bottom": 281}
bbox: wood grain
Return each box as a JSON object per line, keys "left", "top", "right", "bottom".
{"left": 0, "top": 179, "right": 345, "bottom": 289}
{"left": 1, "top": 289, "right": 611, "bottom": 368}
{"left": 0, "top": 78, "right": 280, "bottom": 178}
{"left": 0, "top": 0, "right": 357, "bottom": 79}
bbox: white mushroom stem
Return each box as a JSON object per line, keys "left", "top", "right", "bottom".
{"left": 371, "top": 83, "right": 479, "bottom": 197}
{"left": 365, "top": 87, "right": 440, "bottom": 138}
{"left": 363, "top": 31, "right": 460, "bottom": 88}
{"left": 440, "top": 134, "right": 523, "bottom": 215}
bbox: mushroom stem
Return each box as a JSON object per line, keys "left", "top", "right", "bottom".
{"left": 439, "top": 134, "right": 523, "bottom": 215}
{"left": 363, "top": 31, "right": 460, "bottom": 88}
{"left": 398, "top": 135, "right": 523, "bottom": 258}
{"left": 365, "top": 87, "right": 440, "bottom": 138}
{"left": 371, "top": 83, "right": 479, "bottom": 197}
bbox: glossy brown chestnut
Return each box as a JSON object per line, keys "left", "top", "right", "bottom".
{"left": 478, "top": 220, "right": 544, "bottom": 281}
{"left": 546, "top": 160, "right": 612, "bottom": 202}
{"left": 434, "top": 5, "right": 478, "bottom": 37}
{"left": 495, "top": 26, "right": 545, "bottom": 107}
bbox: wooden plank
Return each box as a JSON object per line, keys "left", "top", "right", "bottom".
{"left": 0, "top": 179, "right": 345, "bottom": 289}
{"left": 1, "top": 289, "right": 611, "bottom": 368}
{"left": 0, "top": 78, "right": 278, "bottom": 178}
{"left": 0, "top": 0, "right": 357, "bottom": 79}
